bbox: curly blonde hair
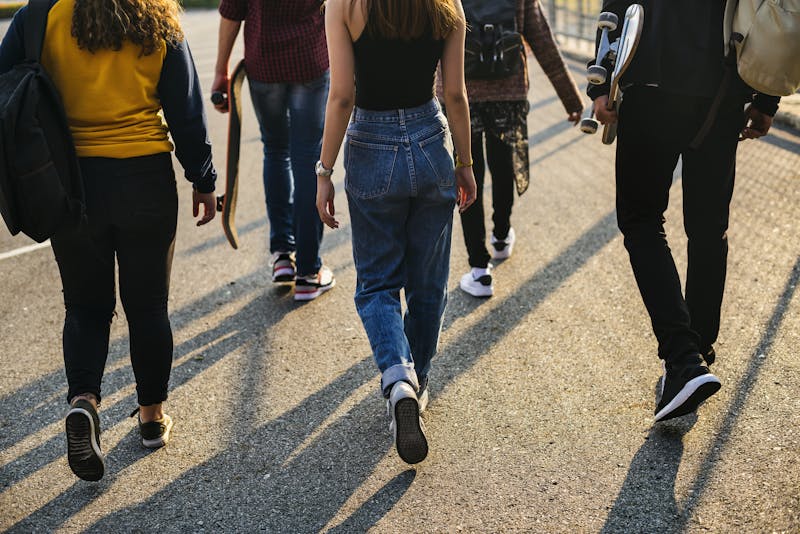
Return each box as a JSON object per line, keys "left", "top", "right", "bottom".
{"left": 72, "top": 0, "right": 184, "bottom": 56}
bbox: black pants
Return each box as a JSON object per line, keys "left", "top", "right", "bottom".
{"left": 51, "top": 153, "right": 178, "bottom": 405}
{"left": 460, "top": 131, "right": 515, "bottom": 268}
{"left": 616, "top": 86, "right": 744, "bottom": 363}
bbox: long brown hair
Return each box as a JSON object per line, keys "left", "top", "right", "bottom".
{"left": 72, "top": 0, "right": 184, "bottom": 56}
{"left": 362, "top": 0, "right": 460, "bottom": 40}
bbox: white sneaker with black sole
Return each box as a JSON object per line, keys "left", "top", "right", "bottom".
{"left": 386, "top": 381, "right": 428, "bottom": 464}
{"left": 491, "top": 227, "right": 515, "bottom": 260}
{"left": 459, "top": 267, "right": 493, "bottom": 298}
{"left": 654, "top": 360, "right": 721, "bottom": 422}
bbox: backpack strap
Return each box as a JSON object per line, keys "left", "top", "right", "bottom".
{"left": 23, "top": 0, "right": 51, "bottom": 62}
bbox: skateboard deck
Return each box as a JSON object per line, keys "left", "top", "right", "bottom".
{"left": 217, "top": 59, "right": 247, "bottom": 249}
{"left": 602, "top": 4, "right": 643, "bottom": 144}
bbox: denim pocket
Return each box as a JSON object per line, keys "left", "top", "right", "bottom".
{"left": 344, "top": 138, "right": 398, "bottom": 199}
{"left": 418, "top": 128, "right": 455, "bottom": 189}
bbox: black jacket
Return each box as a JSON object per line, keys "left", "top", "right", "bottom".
{"left": 587, "top": 0, "right": 780, "bottom": 115}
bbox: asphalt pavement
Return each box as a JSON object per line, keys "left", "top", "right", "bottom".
{"left": 1, "top": 9, "right": 799, "bottom": 533}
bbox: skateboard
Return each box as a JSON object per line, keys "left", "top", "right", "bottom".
{"left": 211, "top": 59, "right": 247, "bottom": 249}
{"left": 580, "top": 4, "right": 644, "bottom": 145}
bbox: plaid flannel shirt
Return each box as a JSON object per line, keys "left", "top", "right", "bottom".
{"left": 219, "top": 0, "right": 328, "bottom": 83}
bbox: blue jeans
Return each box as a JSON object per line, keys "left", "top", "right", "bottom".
{"left": 249, "top": 72, "right": 329, "bottom": 276}
{"left": 345, "top": 100, "right": 457, "bottom": 396}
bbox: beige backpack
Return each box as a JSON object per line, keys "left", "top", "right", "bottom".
{"left": 724, "top": 0, "right": 800, "bottom": 96}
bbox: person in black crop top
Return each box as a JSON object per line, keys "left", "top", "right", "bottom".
{"left": 315, "top": 0, "right": 475, "bottom": 465}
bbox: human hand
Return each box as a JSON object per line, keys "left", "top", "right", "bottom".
{"left": 567, "top": 110, "right": 582, "bottom": 125}
{"left": 740, "top": 104, "right": 773, "bottom": 140}
{"left": 593, "top": 95, "right": 617, "bottom": 125}
{"left": 455, "top": 166, "right": 477, "bottom": 213}
{"left": 211, "top": 73, "right": 230, "bottom": 113}
{"left": 193, "top": 190, "right": 216, "bottom": 226}
{"left": 316, "top": 176, "right": 339, "bottom": 229}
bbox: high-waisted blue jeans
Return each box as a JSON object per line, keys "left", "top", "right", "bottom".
{"left": 344, "top": 99, "right": 457, "bottom": 396}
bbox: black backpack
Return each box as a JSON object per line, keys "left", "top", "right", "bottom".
{"left": 0, "top": 0, "right": 83, "bottom": 243}
{"left": 462, "top": 0, "right": 523, "bottom": 80}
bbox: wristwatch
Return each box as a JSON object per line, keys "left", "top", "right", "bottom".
{"left": 315, "top": 160, "right": 333, "bottom": 177}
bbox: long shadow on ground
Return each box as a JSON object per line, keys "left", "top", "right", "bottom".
{"left": 7, "top": 210, "right": 622, "bottom": 533}
{"left": 601, "top": 255, "right": 800, "bottom": 532}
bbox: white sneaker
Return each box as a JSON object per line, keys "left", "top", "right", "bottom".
{"left": 386, "top": 381, "right": 428, "bottom": 464}
{"left": 270, "top": 251, "right": 296, "bottom": 283}
{"left": 418, "top": 386, "right": 429, "bottom": 414}
{"left": 459, "top": 267, "right": 493, "bottom": 298}
{"left": 294, "top": 265, "right": 335, "bottom": 301}
{"left": 491, "top": 227, "right": 515, "bottom": 260}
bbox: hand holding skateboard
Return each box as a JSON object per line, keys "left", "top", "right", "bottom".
{"left": 214, "top": 60, "right": 247, "bottom": 249}
{"left": 580, "top": 4, "right": 643, "bottom": 144}
{"left": 211, "top": 73, "right": 230, "bottom": 113}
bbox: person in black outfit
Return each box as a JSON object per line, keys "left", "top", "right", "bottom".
{"left": 589, "top": 0, "right": 780, "bottom": 422}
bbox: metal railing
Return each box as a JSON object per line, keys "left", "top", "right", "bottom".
{"left": 545, "top": 0, "right": 601, "bottom": 46}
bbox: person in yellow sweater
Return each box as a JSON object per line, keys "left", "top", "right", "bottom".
{"left": 0, "top": 0, "right": 217, "bottom": 481}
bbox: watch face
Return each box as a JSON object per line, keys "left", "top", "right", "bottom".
{"left": 316, "top": 161, "right": 331, "bottom": 176}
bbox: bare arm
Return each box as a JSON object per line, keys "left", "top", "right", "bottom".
{"left": 316, "top": 0, "right": 357, "bottom": 229}
{"left": 212, "top": 17, "right": 242, "bottom": 113}
{"left": 441, "top": 0, "right": 477, "bottom": 211}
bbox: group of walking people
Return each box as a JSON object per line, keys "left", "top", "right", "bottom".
{"left": 0, "top": 0, "right": 780, "bottom": 480}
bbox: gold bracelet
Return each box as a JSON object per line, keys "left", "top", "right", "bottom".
{"left": 455, "top": 154, "right": 473, "bottom": 168}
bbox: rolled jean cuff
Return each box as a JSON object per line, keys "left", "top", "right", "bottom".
{"left": 381, "top": 363, "right": 419, "bottom": 398}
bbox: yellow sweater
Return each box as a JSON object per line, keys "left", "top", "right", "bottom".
{"left": 40, "top": 0, "right": 173, "bottom": 158}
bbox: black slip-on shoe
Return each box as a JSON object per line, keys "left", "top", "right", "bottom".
{"left": 65, "top": 399, "right": 105, "bottom": 481}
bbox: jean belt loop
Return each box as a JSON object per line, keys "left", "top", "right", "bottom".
{"left": 398, "top": 108, "right": 406, "bottom": 127}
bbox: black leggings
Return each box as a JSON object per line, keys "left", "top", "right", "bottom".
{"left": 51, "top": 153, "right": 178, "bottom": 406}
{"left": 459, "top": 131, "right": 515, "bottom": 268}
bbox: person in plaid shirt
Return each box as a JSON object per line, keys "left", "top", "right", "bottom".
{"left": 213, "top": 0, "right": 335, "bottom": 301}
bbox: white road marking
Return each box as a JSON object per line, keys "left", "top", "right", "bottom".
{"left": 0, "top": 240, "right": 50, "bottom": 261}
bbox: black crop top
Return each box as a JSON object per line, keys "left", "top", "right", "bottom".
{"left": 353, "top": 24, "right": 445, "bottom": 111}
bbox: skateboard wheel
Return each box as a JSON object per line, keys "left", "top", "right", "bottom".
{"left": 598, "top": 12, "right": 618, "bottom": 31}
{"left": 580, "top": 118, "right": 599, "bottom": 134}
{"left": 587, "top": 65, "right": 607, "bottom": 85}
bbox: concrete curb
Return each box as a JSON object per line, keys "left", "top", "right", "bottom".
{"left": 558, "top": 40, "right": 800, "bottom": 133}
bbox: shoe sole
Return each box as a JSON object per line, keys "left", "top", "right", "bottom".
{"left": 393, "top": 397, "right": 428, "bottom": 464}
{"left": 272, "top": 272, "right": 295, "bottom": 283}
{"left": 655, "top": 374, "right": 722, "bottom": 422}
{"left": 142, "top": 416, "right": 173, "bottom": 449}
{"left": 294, "top": 279, "right": 336, "bottom": 301}
{"left": 65, "top": 408, "right": 105, "bottom": 481}
{"left": 459, "top": 280, "right": 493, "bottom": 298}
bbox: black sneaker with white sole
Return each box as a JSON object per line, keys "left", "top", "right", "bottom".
{"left": 65, "top": 399, "right": 105, "bottom": 481}
{"left": 140, "top": 415, "right": 173, "bottom": 448}
{"left": 702, "top": 346, "right": 716, "bottom": 366}
{"left": 387, "top": 381, "right": 428, "bottom": 464}
{"left": 654, "top": 361, "right": 721, "bottom": 422}
{"left": 131, "top": 408, "right": 174, "bottom": 448}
